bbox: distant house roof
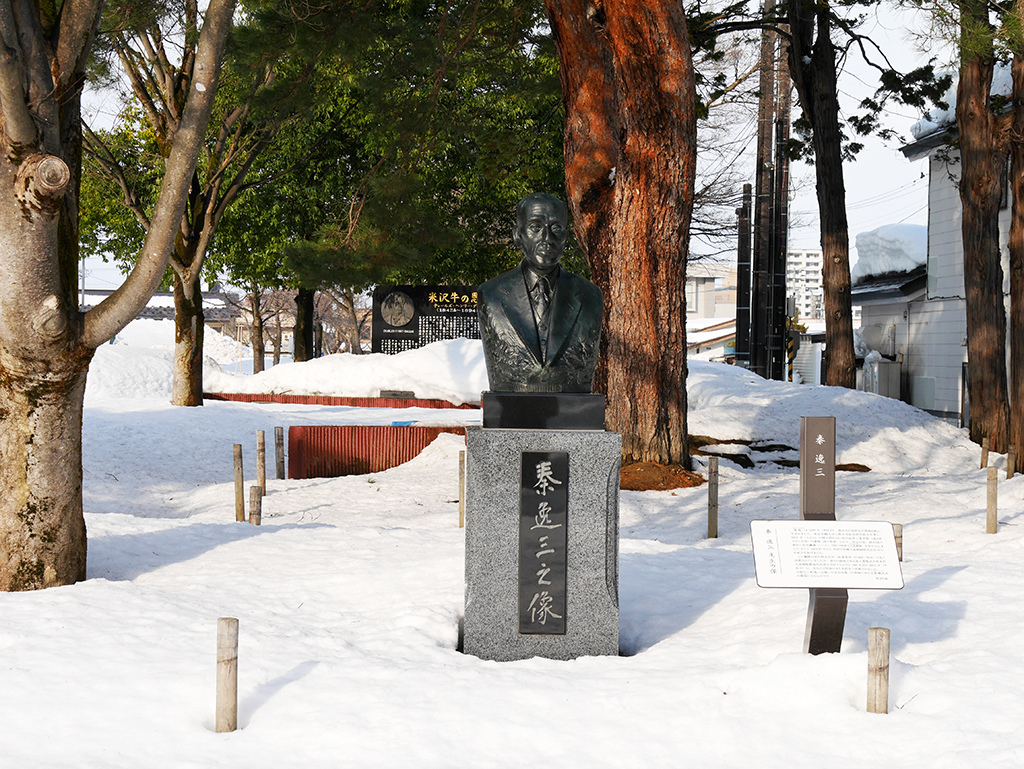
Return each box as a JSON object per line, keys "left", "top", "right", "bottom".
{"left": 900, "top": 128, "right": 950, "bottom": 162}
{"left": 80, "top": 291, "right": 241, "bottom": 324}
{"left": 851, "top": 265, "right": 927, "bottom": 304}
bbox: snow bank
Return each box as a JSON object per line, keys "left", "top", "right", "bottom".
{"left": 204, "top": 338, "right": 489, "bottom": 405}
{"left": 9, "top": 320, "right": 1023, "bottom": 768}
{"left": 852, "top": 223, "right": 927, "bottom": 282}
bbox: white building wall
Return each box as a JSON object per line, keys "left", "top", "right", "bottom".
{"left": 884, "top": 153, "right": 1015, "bottom": 422}
{"left": 786, "top": 249, "right": 824, "bottom": 319}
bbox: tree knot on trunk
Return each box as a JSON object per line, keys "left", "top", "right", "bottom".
{"left": 15, "top": 154, "right": 71, "bottom": 220}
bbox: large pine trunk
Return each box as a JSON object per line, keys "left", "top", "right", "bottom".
{"left": 1010, "top": 50, "right": 1024, "bottom": 473}
{"left": 546, "top": 0, "right": 696, "bottom": 467}
{"left": 958, "top": 2, "right": 1011, "bottom": 451}
{"left": 172, "top": 272, "right": 205, "bottom": 406}
{"left": 787, "top": 2, "right": 856, "bottom": 388}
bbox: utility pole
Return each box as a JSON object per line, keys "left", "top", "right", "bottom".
{"left": 749, "top": 0, "right": 791, "bottom": 381}
{"left": 768, "top": 31, "right": 792, "bottom": 381}
{"left": 751, "top": 0, "right": 776, "bottom": 378}
{"left": 735, "top": 183, "right": 753, "bottom": 367}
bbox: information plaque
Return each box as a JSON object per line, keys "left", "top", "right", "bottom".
{"left": 519, "top": 451, "right": 568, "bottom": 634}
{"left": 371, "top": 285, "right": 480, "bottom": 354}
{"left": 750, "top": 520, "right": 904, "bottom": 590}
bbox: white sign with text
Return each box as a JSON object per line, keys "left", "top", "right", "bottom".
{"left": 750, "top": 520, "right": 904, "bottom": 589}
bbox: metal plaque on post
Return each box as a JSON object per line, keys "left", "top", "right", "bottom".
{"left": 800, "top": 416, "right": 836, "bottom": 520}
{"left": 519, "top": 451, "right": 568, "bottom": 635}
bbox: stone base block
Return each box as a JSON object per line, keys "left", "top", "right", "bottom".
{"left": 463, "top": 427, "right": 621, "bottom": 661}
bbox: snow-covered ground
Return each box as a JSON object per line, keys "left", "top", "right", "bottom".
{"left": 3, "top": 328, "right": 1023, "bottom": 767}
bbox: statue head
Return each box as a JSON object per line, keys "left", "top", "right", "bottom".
{"left": 513, "top": 193, "right": 569, "bottom": 275}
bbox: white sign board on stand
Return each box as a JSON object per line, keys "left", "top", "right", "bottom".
{"left": 750, "top": 520, "right": 904, "bottom": 590}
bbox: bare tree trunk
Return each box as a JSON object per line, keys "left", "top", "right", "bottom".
{"left": 294, "top": 287, "right": 315, "bottom": 362}
{"left": 546, "top": 0, "right": 696, "bottom": 467}
{"left": 345, "top": 290, "right": 365, "bottom": 354}
{"left": 0, "top": 0, "right": 235, "bottom": 590}
{"left": 786, "top": 0, "right": 855, "bottom": 388}
{"left": 249, "top": 290, "right": 266, "bottom": 373}
{"left": 958, "top": 0, "right": 1011, "bottom": 451}
{"left": 272, "top": 309, "right": 282, "bottom": 365}
{"left": 172, "top": 271, "right": 205, "bottom": 406}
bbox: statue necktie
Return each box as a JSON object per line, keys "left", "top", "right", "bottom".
{"left": 535, "top": 274, "right": 552, "bottom": 361}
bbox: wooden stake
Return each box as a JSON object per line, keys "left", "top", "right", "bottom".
{"left": 987, "top": 465, "right": 998, "bottom": 534}
{"left": 233, "top": 444, "right": 244, "bottom": 522}
{"left": 249, "top": 486, "right": 262, "bottom": 525}
{"left": 275, "top": 427, "right": 285, "bottom": 480}
{"left": 707, "top": 456, "right": 719, "bottom": 539}
{"left": 981, "top": 437, "right": 989, "bottom": 469}
{"left": 892, "top": 523, "right": 903, "bottom": 562}
{"left": 216, "top": 618, "right": 238, "bottom": 733}
{"left": 458, "top": 450, "right": 466, "bottom": 529}
{"left": 1008, "top": 446, "right": 1017, "bottom": 480}
{"left": 867, "top": 627, "right": 890, "bottom": 714}
{"left": 256, "top": 430, "right": 266, "bottom": 494}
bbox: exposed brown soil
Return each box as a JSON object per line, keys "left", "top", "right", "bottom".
{"left": 620, "top": 462, "right": 705, "bottom": 491}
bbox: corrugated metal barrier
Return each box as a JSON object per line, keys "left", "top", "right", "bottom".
{"left": 288, "top": 425, "right": 467, "bottom": 479}
{"left": 205, "top": 392, "right": 478, "bottom": 410}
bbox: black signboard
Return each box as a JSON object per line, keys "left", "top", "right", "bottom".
{"left": 371, "top": 285, "right": 480, "bottom": 354}
{"left": 519, "top": 451, "right": 568, "bottom": 635}
{"left": 799, "top": 416, "right": 836, "bottom": 521}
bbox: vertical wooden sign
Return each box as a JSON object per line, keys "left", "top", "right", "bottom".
{"left": 519, "top": 451, "right": 568, "bottom": 635}
{"left": 800, "top": 416, "right": 836, "bottom": 521}
{"left": 799, "top": 416, "right": 846, "bottom": 654}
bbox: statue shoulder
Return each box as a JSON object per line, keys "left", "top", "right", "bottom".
{"left": 564, "top": 270, "right": 603, "bottom": 305}
{"left": 478, "top": 267, "right": 520, "bottom": 300}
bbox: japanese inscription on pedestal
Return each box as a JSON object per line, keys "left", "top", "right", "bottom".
{"left": 519, "top": 451, "right": 568, "bottom": 634}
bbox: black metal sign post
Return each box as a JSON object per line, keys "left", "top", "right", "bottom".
{"left": 519, "top": 451, "right": 569, "bottom": 635}
{"left": 799, "top": 416, "right": 847, "bottom": 654}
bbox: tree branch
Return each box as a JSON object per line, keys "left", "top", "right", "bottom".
{"left": 81, "top": 123, "right": 153, "bottom": 230}
{"left": 54, "top": 0, "right": 104, "bottom": 92}
{"left": 84, "top": 0, "right": 238, "bottom": 349}
{"left": 0, "top": 1, "right": 34, "bottom": 149}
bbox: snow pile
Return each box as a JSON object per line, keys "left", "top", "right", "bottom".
{"left": 112, "top": 317, "right": 241, "bottom": 365}
{"left": 852, "top": 224, "right": 927, "bottom": 282}
{"left": 687, "top": 360, "right": 975, "bottom": 475}
{"left": 911, "top": 65, "right": 1011, "bottom": 139}
{"left": 204, "top": 338, "right": 489, "bottom": 405}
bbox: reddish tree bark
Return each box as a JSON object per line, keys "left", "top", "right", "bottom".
{"left": 1009, "top": 9, "right": 1024, "bottom": 473}
{"left": 957, "top": 0, "right": 1011, "bottom": 452}
{"left": 545, "top": 0, "right": 696, "bottom": 467}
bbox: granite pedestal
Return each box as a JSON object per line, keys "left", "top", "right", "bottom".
{"left": 463, "top": 426, "right": 621, "bottom": 661}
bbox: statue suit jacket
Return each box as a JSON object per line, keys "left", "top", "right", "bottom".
{"left": 477, "top": 262, "right": 603, "bottom": 392}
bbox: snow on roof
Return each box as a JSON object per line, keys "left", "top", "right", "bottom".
{"left": 910, "top": 64, "right": 1011, "bottom": 141}
{"left": 852, "top": 224, "right": 927, "bottom": 283}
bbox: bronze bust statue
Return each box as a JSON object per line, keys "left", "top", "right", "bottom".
{"left": 477, "top": 193, "right": 603, "bottom": 393}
